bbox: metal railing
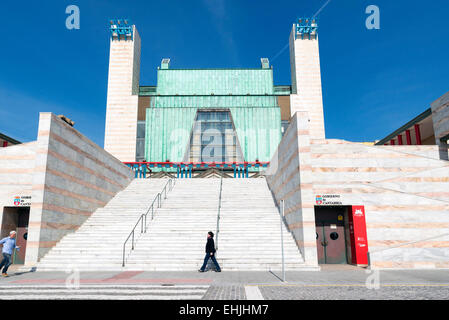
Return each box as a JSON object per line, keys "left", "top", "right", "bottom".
{"left": 124, "top": 161, "right": 270, "bottom": 179}
{"left": 280, "top": 199, "right": 286, "bottom": 282}
{"left": 122, "top": 178, "right": 176, "bottom": 267}
{"left": 215, "top": 167, "right": 224, "bottom": 251}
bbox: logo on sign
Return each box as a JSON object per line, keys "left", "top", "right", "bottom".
{"left": 315, "top": 194, "right": 342, "bottom": 205}
{"left": 354, "top": 209, "right": 364, "bottom": 217}
{"left": 12, "top": 196, "right": 31, "bottom": 207}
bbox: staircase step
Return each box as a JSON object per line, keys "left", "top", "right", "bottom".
{"left": 37, "top": 178, "right": 308, "bottom": 271}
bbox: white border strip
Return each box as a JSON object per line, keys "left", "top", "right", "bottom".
{"left": 244, "top": 285, "right": 264, "bottom": 300}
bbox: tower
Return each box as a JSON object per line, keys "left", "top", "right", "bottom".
{"left": 104, "top": 19, "right": 141, "bottom": 162}
{"left": 289, "top": 18, "right": 325, "bottom": 140}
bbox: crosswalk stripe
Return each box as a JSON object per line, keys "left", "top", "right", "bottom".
{"left": 0, "top": 289, "right": 207, "bottom": 294}
{"left": 0, "top": 295, "right": 205, "bottom": 300}
{"left": 0, "top": 284, "right": 210, "bottom": 300}
{"left": 0, "top": 285, "right": 210, "bottom": 289}
{"left": 244, "top": 285, "right": 264, "bottom": 300}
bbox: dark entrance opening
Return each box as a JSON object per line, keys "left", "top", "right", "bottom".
{"left": 315, "top": 206, "right": 351, "bottom": 264}
{"left": 1, "top": 207, "right": 30, "bottom": 265}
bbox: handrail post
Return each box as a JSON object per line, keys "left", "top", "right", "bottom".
{"left": 141, "top": 215, "right": 144, "bottom": 233}
{"left": 132, "top": 230, "right": 134, "bottom": 250}
{"left": 280, "top": 199, "right": 285, "bottom": 282}
{"left": 216, "top": 167, "right": 224, "bottom": 252}
{"left": 122, "top": 244, "right": 125, "bottom": 267}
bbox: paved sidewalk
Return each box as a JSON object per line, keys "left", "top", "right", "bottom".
{"left": 0, "top": 267, "right": 448, "bottom": 299}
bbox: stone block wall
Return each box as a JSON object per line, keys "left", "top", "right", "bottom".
{"left": 267, "top": 112, "right": 449, "bottom": 269}
{"left": 265, "top": 112, "right": 318, "bottom": 266}
{"left": 0, "top": 142, "right": 36, "bottom": 223}
{"left": 431, "top": 91, "right": 449, "bottom": 160}
{"left": 25, "top": 113, "right": 134, "bottom": 265}
{"left": 311, "top": 140, "right": 449, "bottom": 269}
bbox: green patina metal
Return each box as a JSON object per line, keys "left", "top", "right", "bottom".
{"left": 156, "top": 69, "right": 274, "bottom": 95}
{"left": 150, "top": 95, "right": 278, "bottom": 108}
{"left": 144, "top": 67, "right": 282, "bottom": 170}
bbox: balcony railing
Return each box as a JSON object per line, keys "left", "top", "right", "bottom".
{"left": 124, "top": 161, "right": 270, "bottom": 179}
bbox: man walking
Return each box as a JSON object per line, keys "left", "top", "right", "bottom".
{"left": 198, "top": 231, "right": 221, "bottom": 272}
{"left": 0, "top": 231, "right": 20, "bottom": 277}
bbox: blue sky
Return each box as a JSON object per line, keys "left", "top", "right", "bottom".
{"left": 0, "top": 0, "right": 448, "bottom": 146}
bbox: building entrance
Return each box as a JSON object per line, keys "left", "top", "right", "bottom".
{"left": 314, "top": 205, "right": 369, "bottom": 266}
{"left": 315, "top": 206, "right": 349, "bottom": 264}
{"left": 1, "top": 207, "right": 30, "bottom": 265}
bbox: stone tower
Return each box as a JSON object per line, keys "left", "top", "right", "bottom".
{"left": 289, "top": 18, "right": 325, "bottom": 140}
{"left": 104, "top": 19, "right": 141, "bottom": 162}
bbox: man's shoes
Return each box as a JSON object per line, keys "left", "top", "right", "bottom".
{"left": 214, "top": 269, "right": 221, "bottom": 272}
{"left": 1, "top": 273, "right": 8, "bottom": 277}
{"left": 198, "top": 269, "right": 205, "bottom": 273}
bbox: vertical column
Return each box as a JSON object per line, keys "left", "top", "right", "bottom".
{"left": 104, "top": 22, "right": 141, "bottom": 162}
{"left": 406, "top": 129, "right": 412, "bottom": 145}
{"left": 414, "top": 124, "right": 422, "bottom": 145}
{"left": 2, "top": 141, "right": 7, "bottom": 147}
{"left": 25, "top": 113, "right": 52, "bottom": 266}
{"left": 289, "top": 18, "right": 325, "bottom": 140}
{"left": 390, "top": 139, "right": 395, "bottom": 145}
{"left": 397, "top": 135, "right": 403, "bottom": 145}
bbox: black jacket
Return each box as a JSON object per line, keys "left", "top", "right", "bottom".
{"left": 205, "top": 238, "right": 216, "bottom": 254}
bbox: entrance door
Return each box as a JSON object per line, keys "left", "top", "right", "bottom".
{"left": 14, "top": 226, "right": 28, "bottom": 264}
{"left": 315, "top": 207, "right": 347, "bottom": 264}
{"left": 1, "top": 207, "right": 29, "bottom": 265}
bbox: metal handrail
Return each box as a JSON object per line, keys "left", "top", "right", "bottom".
{"left": 215, "top": 167, "right": 224, "bottom": 251}
{"left": 280, "top": 200, "right": 285, "bottom": 282}
{"left": 122, "top": 178, "right": 176, "bottom": 267}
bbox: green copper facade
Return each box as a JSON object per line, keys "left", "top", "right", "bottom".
{"left": 144, "top": 66, "right": 282, "bottom": 166}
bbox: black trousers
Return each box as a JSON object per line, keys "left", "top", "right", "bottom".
{"left": 200, "top": 253, "right": 221, "bottom": 271}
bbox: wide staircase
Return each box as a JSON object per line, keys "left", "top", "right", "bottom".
{"left": 124, "top": 179, "right": 220, "bottom": 270}
{"left": 36, "top": 179, "right": 168, "bottom": 271}
{"left": 218, "top": 179, "right": 306, "bottom": 270}
{"left": 36, "top": 177, "right": 310, "bottom": 271}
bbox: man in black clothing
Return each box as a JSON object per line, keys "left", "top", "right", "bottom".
{"left": 198, "top": 231, "right": 221, "bottom": 272}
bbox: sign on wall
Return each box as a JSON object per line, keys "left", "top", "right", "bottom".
{"left": 315, "top": 194, "right": 343, "bottom": 206}
{"left": 348, "top": 205, "right": 369, "bottom": 266}
{"left": 13, "top": 196, "right": 31, "bottom": 207}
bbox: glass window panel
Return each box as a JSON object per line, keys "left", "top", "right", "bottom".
{"left": 186, "top": 110, "right": 243, "bottom": 162}
{"left": 137, "top": 121, "right": 146, "bottom": 138}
